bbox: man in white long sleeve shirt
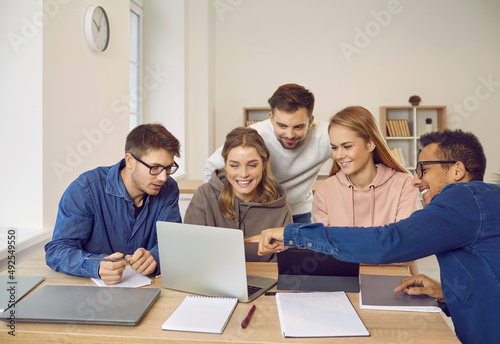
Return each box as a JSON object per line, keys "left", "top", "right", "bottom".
{"left": 203, "top": 83, "right": 331, "bottom": 223}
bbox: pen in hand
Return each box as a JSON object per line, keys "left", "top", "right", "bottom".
{"left": 84, "top": 257, "right": 130, "bottom": 263}
{"left": 241, "top": 305, "right": 256, "bottom": 329}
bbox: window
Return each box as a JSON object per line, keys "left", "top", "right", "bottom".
{"left": 129, "top": 1, "right": 143, "bottom": 130}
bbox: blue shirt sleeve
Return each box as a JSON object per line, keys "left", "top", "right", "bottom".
{"left": 284, "top": 183, "right": 480, "bottom": 264}
{"left": 45, "top": 178, "right": 105, "bottom": 278}
{"left": 45, "top": 163, "right": 182, "bottom": 279}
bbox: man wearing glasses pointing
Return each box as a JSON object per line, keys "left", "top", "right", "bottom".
{"left": 45, "top": 124, "right": 182, "bottom": 285}
{"left": 256, "top": 129, "right": 500, "bottom": 344}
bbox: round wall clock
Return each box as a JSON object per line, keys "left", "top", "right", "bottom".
{"left": 84, "top": 5, "right": 110, "bottom": 53}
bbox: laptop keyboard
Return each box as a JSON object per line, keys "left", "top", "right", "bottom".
{"left": 247, "top": 285, "right": 262, "bottom": 297}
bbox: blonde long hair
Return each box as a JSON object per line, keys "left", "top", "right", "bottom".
{"left": 329, "top": 106, "right": 408, "bottom": 176}
{"left": 218, "top": 127, "right": 280, "bottom": 221}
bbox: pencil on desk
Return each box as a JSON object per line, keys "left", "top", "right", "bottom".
{"left": 84, "top": 257, "right": 130, "bottom": 263}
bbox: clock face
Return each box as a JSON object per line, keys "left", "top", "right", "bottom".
{"left": 85, "top": 6, "right": 110, "bottom": 53}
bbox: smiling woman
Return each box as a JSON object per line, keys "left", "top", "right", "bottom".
{"left": 184, "top": 127, "right": 293, "bottom": 262}
{"left": 313, "top": 106, "right": 421, "bottom": 275}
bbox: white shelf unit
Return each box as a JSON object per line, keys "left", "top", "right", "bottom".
{"left": 243, "top": 107, "right": 271, "bottom": 127}
{"left": 380, "top": 106, "right": 447, "bottom": 169}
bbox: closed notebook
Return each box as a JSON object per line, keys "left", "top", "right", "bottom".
{"left": 359, "top": 274, "right": 441, "bottom": 312}
{"left": 275, "top": 292, "right": 370, "bottom": 338}
{"left": 162, "top": 295, "right": 238, "bottom": 334}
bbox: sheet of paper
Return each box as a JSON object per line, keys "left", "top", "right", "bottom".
{"left": 275, "top": 292, "right": 370, "bottom": 338}
{"left": 91, "top": 266, "right": 152, "bottom": 288}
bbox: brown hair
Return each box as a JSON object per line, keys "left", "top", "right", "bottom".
{"left": 328, "top": 106, "right": 408, "bottom": 176}
{"left": 268, "top": 83, "right": 315, "bottom": 117}
{"left": 218, "top": 127, "right": 280, "bottom": 221}
{"left": 125, "top": 123, "right": 180, "bottom": 158}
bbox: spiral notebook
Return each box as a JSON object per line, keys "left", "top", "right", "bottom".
{"left": 162, "top": 295, "right": 238, "bottom": 334}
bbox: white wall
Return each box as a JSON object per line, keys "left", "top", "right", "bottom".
{"left": 184, "top": 0, "right": 216, "bottom": 180}
{"left": 42, "top": 0, "right": 130, "bottom": 227}
{"left": 143, "top": 0, "right": 215, "bottom": 181}
{"left": 213, "top": 0, "right": 500, "bottom": 182}
{"left": 0, "top": 0, "right": 130, "bottom": 229}
{"left": 0, "top": 1, "right": 43, "bottom": 229}
{"left": 143, "top": 0, "right": 187, "bottom": 175}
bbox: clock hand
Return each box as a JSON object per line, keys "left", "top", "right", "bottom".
{"left": 93, "top": 19, "right": 101, "bottom": 31}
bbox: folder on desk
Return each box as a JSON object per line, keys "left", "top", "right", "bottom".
{"left": 359, "top": 274, "right": 441, "bottom": 312}
{"left": 0, "top": 285, "right": 161, "bottom": 326}
{"left": 0, "top": 276, "right": 44, "bottom": 312}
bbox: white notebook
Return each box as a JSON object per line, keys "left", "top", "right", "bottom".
{"left": 162, "top": 295, "right": 238, "bottom": 334}
{"left": 276, "top": 292, "right": 370, "bottom": 338}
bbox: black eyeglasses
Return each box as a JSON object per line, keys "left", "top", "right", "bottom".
{"left": 414, "top": 160, "right": 457, "bottom": 179}
{"left": 130, "top": 154, "right": 179, "bottom": 176}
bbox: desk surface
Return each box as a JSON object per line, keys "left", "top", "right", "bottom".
{"left": 1, "top": 256, "right": 459, "bottom": 344}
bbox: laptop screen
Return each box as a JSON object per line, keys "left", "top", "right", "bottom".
{"left": 277, "top": 248, "right": 360, "bottom": 292}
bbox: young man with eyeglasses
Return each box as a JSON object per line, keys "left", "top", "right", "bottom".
{"left": 45, "top": 124, "right": 182, "bottom": 285}
{"left": 256, "top": 129, "right": 500, "bottom": 344}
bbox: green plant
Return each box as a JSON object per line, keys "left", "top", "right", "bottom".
{"left": 493, "top": 173, "right": 500, "bottom": 185}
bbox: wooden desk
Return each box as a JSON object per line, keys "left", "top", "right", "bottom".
{"left": 178, "top": 179, "right": 325, "bottom": 194}
{"left": 177, "top": 179, "right": 203, "bottom": 194}
{"left": 1, "top": 256, "right": 459, "bottom": 344}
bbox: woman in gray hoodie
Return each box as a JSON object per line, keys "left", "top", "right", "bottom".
{"left": 184, "top": 127, "right": 293, "bottom": 262}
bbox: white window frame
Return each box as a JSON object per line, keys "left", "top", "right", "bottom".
{"left": 129, "top": 0, "right": 143, "bottom": 131}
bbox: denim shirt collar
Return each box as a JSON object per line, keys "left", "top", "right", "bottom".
{"left": 105, "top": 159, "right": 130, "bottom": 200}
{"left": 106, "top": 159, "right": 149, "bottom": 204}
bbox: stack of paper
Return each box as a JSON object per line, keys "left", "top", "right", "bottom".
{"left": 275, "top": 292, "right": 369, "bottom": 338}
{"left": 162, "top": 295, "right": 238, "bottom": 334}
{"left": 359, "top": 274, "right": 441, "bottom": 312}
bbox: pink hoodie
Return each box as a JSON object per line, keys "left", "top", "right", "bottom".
{"left": 313, "top": 164, "right": 421, "bottom": 275}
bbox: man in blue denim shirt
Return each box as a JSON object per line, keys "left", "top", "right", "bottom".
{"left": 257, "top": 130, "right": 500, "bottom": 344}
{"left": 45, "top": 124, "right": 182, "bottom": 285}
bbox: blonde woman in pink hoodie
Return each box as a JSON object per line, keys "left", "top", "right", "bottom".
{"left": 313, "top": 106, "right": 421, "bottom": 275}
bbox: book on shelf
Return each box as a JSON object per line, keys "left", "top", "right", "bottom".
{"left": 402, "top": 120, "right": 411, "bottom": 136}
{"left": 245, "top": 120, "right": 263, "bottom": 127}
{"left": 386, "top": 121, "right": 394, "bottom": 137}
{"left": 386, "top": 120, "right": 410, "bottom": 137}
{"left": 391, "top": 148, "right": 407, "bottom": 167}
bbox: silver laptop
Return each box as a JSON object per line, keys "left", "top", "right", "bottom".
{"left": 156, "top": 222, "right": 276, "bottom": 302}
{"left": 0, "top": 285, "right": 160, "bottom": 326}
